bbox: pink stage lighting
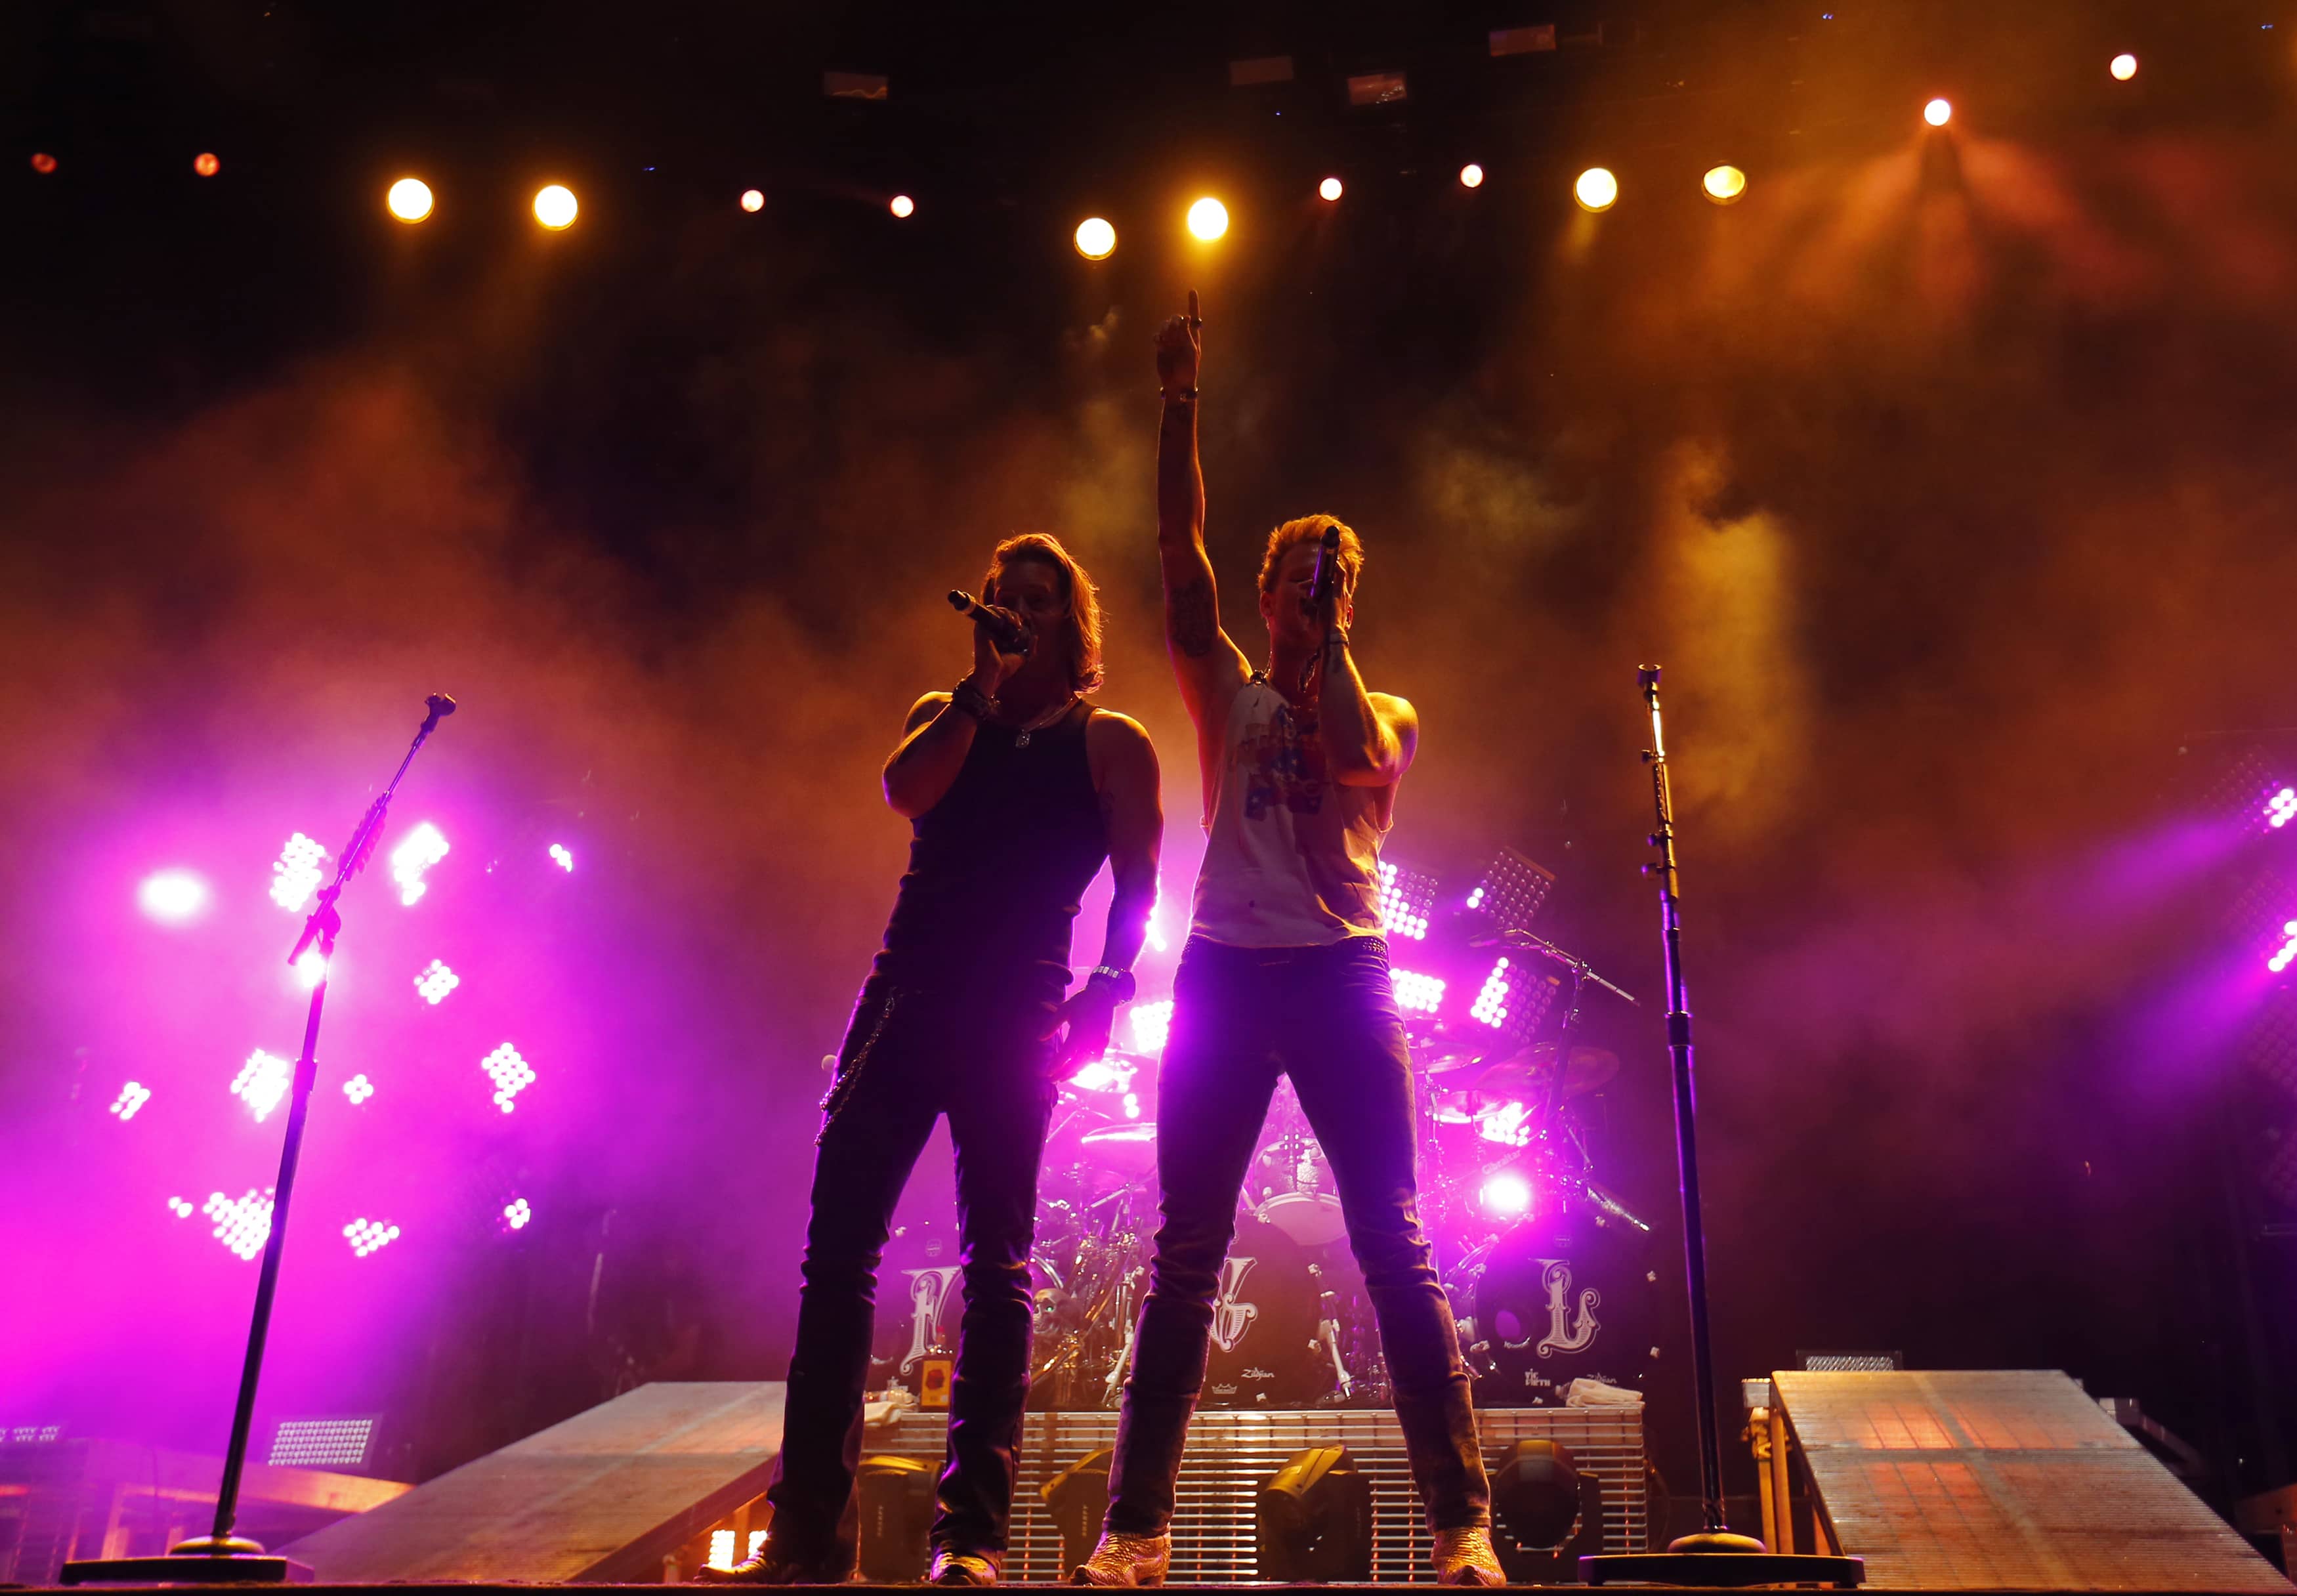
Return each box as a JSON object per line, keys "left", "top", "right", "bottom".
{"left": 138, "top": 870, "right": 211, "bottom": 924}
{"left": 343, "top": 1217, "right": 401, "bottom": 1257}
{"left": 415, "top": 958, "right": 460, "bottom": 1004}
{"left": 232, "top": 1049, "right": 293, "bottom": 1121}
{"left": 503, "top": 1198, "right": 532, "bottom": 1230}
{"left": 1143, "top": 902, "right": 1169, "bottom": 953}
{"left": 549, "top": 843, "right": 574, "bottom": 872}
{"left": 1479, "top": 1169, "right": 1534, "bottom": 1219}
{"left": 270, "top": 833, "right": 328, "bottom": 911}
{"left": 204, "top": 1188, "right": 275, "bottom": 1260}
{"left": 2269, "top": 920, "right": 2297, "bottom": 976}
{"left": 1478, "top": 1099, "right": 1535, "bottom": 1148}
{"left": 2268, "top": 788, "right": 2296, "bottom": 830}
{"left": 1375, "top": 860, "right": 1433, "bottom": 940}
{"left": 343, "top": 1073, "right": 375, "bottom": 1106}
{"left": 480, "top": 1042, "right": 537, "bottom": 1112}
{"left": 1391, "top": 969, "right": 1446, "bottom": 1014}
{"left": 1470, "top": 957, "right": 1513, "bottom": 1028}
{"left": 167, "top": 1196, "right": 194, "bottom": 1217}
{"left": 390, "top": 822, "right": 450, "bottom": 906}
{"left": 294, "top": 948, "right": 329, "bottom": 990}
{"left": 1068, "top": 1057, "right": 1126, "bottom": 1093}
{"left": 1129, "top": 999, "right": 1173, "bottom": 1056}
{"left": 108, "top": 1082, "right": 152, "bottom": 1121}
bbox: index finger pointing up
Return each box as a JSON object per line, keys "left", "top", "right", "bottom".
{"left": 1187, "top": 289, "right": 1201, "bottom": 329}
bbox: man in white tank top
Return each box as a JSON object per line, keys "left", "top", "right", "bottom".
{"left": 1074, "top": 295, "right": 1502, "bottom": 1588}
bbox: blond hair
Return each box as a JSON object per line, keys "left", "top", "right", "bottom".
{"left": 983, "top": 532, "right": 1105, "bottom": 692}
{"left": 1258, "top": 514, "right": 1365, "bottom": 598}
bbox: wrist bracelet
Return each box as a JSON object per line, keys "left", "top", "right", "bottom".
{"left": 1086, "top": 965, "right": 1137, "bottom": 1003}
{"left": 952, "top": 679, "right": 997, "bottom": 721}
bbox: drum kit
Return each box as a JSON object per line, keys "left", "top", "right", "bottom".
{"left": 879, "top": 932, "right": 1664, "bottom": 1411}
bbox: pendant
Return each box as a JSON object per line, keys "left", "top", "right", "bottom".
{"left": 1015, "top": 732, "right": 1032, "bottom": 747}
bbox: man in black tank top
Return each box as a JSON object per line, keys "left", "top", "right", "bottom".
{"left": 701, "top": 535, "right": 1162, "bottom": 1587}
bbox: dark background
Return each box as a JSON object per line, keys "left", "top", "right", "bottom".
{"left": 5, "top": 0, "right": 2296, "bottom": 1515}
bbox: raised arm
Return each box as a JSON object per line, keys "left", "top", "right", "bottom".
{"left": 1053, "top": 713, "right": 1165, "bottom": 1067}
{"left": 1154, "top": 291, "right": 1251, "bottom": 734}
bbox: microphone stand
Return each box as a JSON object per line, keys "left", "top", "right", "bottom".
{"left": 1580, "top": 668, "right": 1862, "bottom": 1588}
{"left": 62, "top": 694, "right": 457, "bottom": 1588}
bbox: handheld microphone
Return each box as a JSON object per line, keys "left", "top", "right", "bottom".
{"left": 1305, "top": 524, "right": 1342, "bottom": 609}
{"left": 947, "top": 589, "right": 1034, "bottom": 657}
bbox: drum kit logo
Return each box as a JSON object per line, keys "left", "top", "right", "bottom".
{"left": 1209, "top": 1253, "right": 1264, "bottom": 1353}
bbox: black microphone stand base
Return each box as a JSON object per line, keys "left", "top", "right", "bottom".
{"left": 59, "top": 1540, "right": 313, "bottom": 1586}
{"left": 1582, "top": 1540, "right": 1864, "bottom": 1587}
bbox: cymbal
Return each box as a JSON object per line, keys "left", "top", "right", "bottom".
{"left": 1077, "top": 1121, "right": 1158, "bottom": 1173}
{"left": 1472, "top": 1042, "right": 1620, "bottom": 1099}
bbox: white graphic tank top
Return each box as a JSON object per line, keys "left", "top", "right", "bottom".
{"left": 1191, "top": 673, "right": 1390, "bottom": 947}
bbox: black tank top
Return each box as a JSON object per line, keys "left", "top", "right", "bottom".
{"left": 875, "top": 698, "right": 1108, "bottom": 1004}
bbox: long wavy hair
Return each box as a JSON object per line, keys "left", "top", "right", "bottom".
{"left": 982, "top": 532, "right": 1105, "bottom": 693}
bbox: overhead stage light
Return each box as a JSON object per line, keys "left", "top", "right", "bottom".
{"left": 272, "top": 832, "right": 328, "bottom": 912}
{"left": 1459, "top": 163, "right": 1485, "bottom": 189}
{"left": 1187, "top": 196, "right": 1229, "bottom": 240}
{"left": 390, "top": 822, "right": 448, "bottom": 905}
{"left": 1074, "top": 217, "right": 1116, "bottom": 259}
{"left": 889, "top": 194, "right": 916, "bottom": 219}
{"left": 1924, "top": 98, "right": 1954, "bottom": 127}
{"left": 2110, "top": 53, "right": 2138, "bottom": 81}
{"left": 1257, "top": 1446, "right": 1373, "bottom": 1582}
{"left": 534, "top": 184, "right": 578, "bottom": 228}
{"left": 2267, "top": 787, "right": 2296, "bottom": 830}
{"left": 193, "top": 153, "right": 220, "bottom": 177}
{"left": 1574, "top": 167, "right": 1618, "bottom": 211}
{"left": 1702, "top": 165, "right": 1747, "bottom": 204}
{"left": 31, "top": 152, "right": 57, "bottom": 175}
{"left": 387, "top": 178, "right": 433, "bottom": 222}
{"left": 139, "top": 870, "right": 210, "bottom": 924}
{"left": 110, "top": 1082, "right": 152, "bottom": 1122}
{"left": 1318, "top": 177, "right": 1343, "bottom": 202}
{"left": 740, "top": 188, "right": 765, "bottom": 213}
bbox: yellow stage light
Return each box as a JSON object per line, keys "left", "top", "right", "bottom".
{"left": 1187, "top": 196, "right": 1229, "bottom": 240}
{"left": 1574, "top": 167, "right": 1618, "bottom": 211}
{"left": 193, "top": 152, "right": 220, "bottom": 177}
{"left": 1702, "top": 165, "right": 1746, "bottom": 205}
{"left": 534, "top": 184, "right": 578, "bottom": 228}
{"left": 387, "top": 178, "right": 434, "bottom": 222}
{"left": 1459, "top": 163, "right": 1485, "bottom": 189}
{"left": 1924, "top": 98, "right": 1953, "bottom": 127}
{"left": 740, "top": 188, "right": 765, "bottom": 213}
{"left": 2110, "top": 53, "right": 2138, "bottom": 81}
{"left": 1318, "top": 177, "right": 1343, "bottom": 202}
{"left": 889, "top": 194, "right": 915, "bottom": 219}
{"left": 1074, "top": 217, "right": 1116, "bottom": 259}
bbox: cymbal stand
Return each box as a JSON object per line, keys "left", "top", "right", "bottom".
{"left": 1580, "top": 667, "right": 1860, "bottom": 1587}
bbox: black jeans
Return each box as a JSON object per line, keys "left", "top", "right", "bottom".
{"left": 765, "top": 975, "right": 1057, "bottom": 1561}
{"left": 1105, "top": 936, "right": 1491, "bottom": 1535}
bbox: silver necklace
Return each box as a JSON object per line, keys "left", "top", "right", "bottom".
{"left": 1008, "top": 695, "right": 1076, "bottom": 747}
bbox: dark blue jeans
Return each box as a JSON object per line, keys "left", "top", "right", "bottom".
{"left": 766, "top": 976, "right": 1057, "bottom": 1561}
{"left": 1105, "top": 936, "right": 1491, "bottom": 1534}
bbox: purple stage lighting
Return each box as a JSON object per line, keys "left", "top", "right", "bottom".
{"left": 294, "top": 948, "right": 329, "bottom": 990}
{"left": 1470, "top": 957, "right": 1513, "bottom": 1028}
{"left": 390, "top": 822, "right": 450, "bottom": 906}
{"left": 2270, "top": 788, "right": 2297, "bottom": 830}
{"left": 1068, "top": 1057, "right": 1125, "bottom": 1092}
{"left": 167, "top": 1196, "right": 194, "bottom": 1217}
{"left": 2269, "top": 920, "right": 2297, "bottom": 975}
{"left": 480, "top": 1041, "right": 536, "bottom": 1112}
{"left": 1479, "top": 1169, "right": 1534, "bottom": 1219}
{"left": 1392, "top": 969, "right": 1446, "bottom": 1015}
{"left": 414, "top": 958, "right": 460, "bottom": 1004}
{"left": 1144, "top": 901, "right": 1170, "bottom": 954}
{"left": 1129, "top": 999, "right": 1173, "bottom": 1056}
{"left": 549, "top": 843, "right": 574, "bottom": 872}
{"left": 138, "top": 870, "right": 211, "bottom": 924}
{"left": 503, "top": 1197, "right": 532, "bottom": 1230}
{"left": 7, "top": 1426, "right": 62, "bottom": 1443}
{"left": 1479, "top": 1100, "right": 1535, "bottom": 1148}
{"left": 204, "top": 1188, "right": 275, "bottom": 1260}
{"left": 343, "top": 1073, "right": 375, "bottom": 1106}
{"left": 1376, "top": 860, "right": 1436, "bottom": 940}
{"left": 343, "top": 1217, "right": 402, "bottom": 1257}
{"left": 270, "top": 833, "right": 328, "bottom": 912}
{"left": 232, "top": 1049, "right": 293, "bottom": 1121}
{"left": 108, "top": 1082, "right": 152, "bottom": 1121}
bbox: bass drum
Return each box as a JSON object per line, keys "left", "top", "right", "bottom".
{"left": 1200, "top": 1217, "right": 1339, "bottom": 1408}
{"left": 1465, "top": 1207, "right": 1662, "bottom": 1404}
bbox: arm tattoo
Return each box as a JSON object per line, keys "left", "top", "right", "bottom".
{"left": 1169, "top": 578, "right": 1217, "bottom": 659}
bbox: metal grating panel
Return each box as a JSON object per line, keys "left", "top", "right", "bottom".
{"left": 1776, "top": 1370, "right": 2290, "bottom": 1591}
{"left": 873, "top": 1406, "right": 1645, "bottom": 1582}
